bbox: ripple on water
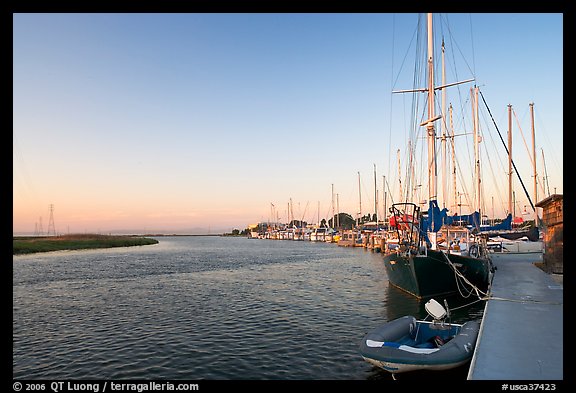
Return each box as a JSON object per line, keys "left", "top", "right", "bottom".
{"left": 13, "top": 236, "right": 483, "bottom": 379}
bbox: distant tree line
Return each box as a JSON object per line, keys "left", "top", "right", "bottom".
{"left": 236, "top": 212, "right": 372, "bottom": 235}
{"left": 222, "top": 228, "right": 248, "bottom": 236}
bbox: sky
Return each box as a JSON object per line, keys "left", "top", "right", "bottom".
{"left": 13, "top": 12, "right": 563, "bottom": 235}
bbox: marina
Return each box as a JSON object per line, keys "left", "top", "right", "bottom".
{"left": 239, "top": 11, "right": 563, "bottom": 380}
{"left": 13, "top": 12, "right": 562, "bottom": 384}
{"left": 13, "top": 233, "right": 562, "bottom": 380}
{"left": 13, "top": 235, "right": 471, "bottom": 380}
{"left": 242, "top": 223, "right": 562, "bottom": 380}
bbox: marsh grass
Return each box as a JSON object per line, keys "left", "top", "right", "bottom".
{"left": 13, "top": 234, "right": 159, "bottom": 255}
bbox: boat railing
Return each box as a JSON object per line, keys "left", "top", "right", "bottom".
{"left": 388, "top": 203, "right": 424, "bottom": 255}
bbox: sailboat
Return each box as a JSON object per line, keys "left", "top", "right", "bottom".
{"left": 482, "top": 103, "right": 544, "bottom": 259}
{"left": 381, "top": 14, "right": 494, "bottom": 299}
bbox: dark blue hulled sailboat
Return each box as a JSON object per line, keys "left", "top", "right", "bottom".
{"left": 381, "top": 13, "right": 493, "bottom": 299}
{"left": 382, "top": 202, "right": 493, "bottom": 299}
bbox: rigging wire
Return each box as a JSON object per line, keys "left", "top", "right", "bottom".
{"left": 388, "top": 14, "right": 415, "bottom": 209}
{"left": 477, "top": 101, "right": 509, "bottom": 218}
{"left": 511, "top": 107, "right": 549, "bottom": 199}
{"left": 468, "top": 14, "right": 476, "bottom": 80}
{"left": 533, "top": 108, "right": 562, "bottom": 193}
{"left": 479, "top": 90, "right": 535, "bottom": 212}
{"left": 434, "top": 17, "right": 478, "bottom": 215}
{"left": 13, "top": 134, "right": 44, "bottom": 231}
{"left": 541, "top": 148, "right": 551, "bottom": 197}
{"left": 512, "top": 107, "right": 536, "bottom": 170}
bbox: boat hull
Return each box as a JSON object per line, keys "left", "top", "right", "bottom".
{"left": 383, "top": 249, "right": 492, "bottom": 299}
{"left": 362, "top": 354, "right": 471, "bottom": 374}
{"left": 359, "top": 316, "right": 480, "bottom": 374}
{"left": 489, "top": 240, "right": 544, "bottom": 253}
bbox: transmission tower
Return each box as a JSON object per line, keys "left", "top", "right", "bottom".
{"left": 47, "top": 204, "right": 56, "bottom": 236}
{"left": 37, "top": 217, "right": 44, "bottom": 236}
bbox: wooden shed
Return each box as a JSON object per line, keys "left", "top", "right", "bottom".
{"left": 535, "top": 194, "right": 563, "bottom": 274}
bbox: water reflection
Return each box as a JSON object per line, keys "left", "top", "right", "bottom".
{"left": 13, "top": 236, "right": 485, "bottom": 380}
{"left": 385, "top": 284, "right": 486, "bottom": 323}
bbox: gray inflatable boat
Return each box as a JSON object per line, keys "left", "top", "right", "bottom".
{"left": 359, "top": 299, "right": 480, "bottom": 375}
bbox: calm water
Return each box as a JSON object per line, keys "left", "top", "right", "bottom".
{"left": 13, "top": 236, "right": 485, "bottom": 380}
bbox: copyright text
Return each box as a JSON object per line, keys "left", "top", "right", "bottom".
{"left": 12, "top": 382, "right": 199, "bottom": 393}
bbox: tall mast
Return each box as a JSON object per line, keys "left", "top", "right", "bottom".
{"left": 390, "top": 13, "right": 473, "bottom": 210}
{"left": 530, "top": 102, "right": 538, "bottom": 226}
{"left": 449, "top": 104, "right": 457, "bottom": 214}
{"left": 383, "top": 175, "right": 387, "bottom": 225}
{"left": 441, "top": 38, "right": 447, "bottom": 209}
{"left": 397, "top": 149, "right": 403, "bottom": 201}
{"left": 358, "top": 171, "right": 362, "bottom": 225}
{"left": 426, "top": 13, "right": 438, "bottom": 204}
{"left": 331, "top": 183, "right": 335, "bottom": 228}
{"left": 472, "top": 86, "right": 481, "bottom": 214}
{"left": 336, "top": 193, "right": 340, "bottom": 228}
{"left": 491, "top": 196, "right": 495, "bottom": 225}
{"left": 410, "top": 139, "right": 416, "bottom": 202}
{"left": 507, "top": 104, "right": 513, "bottom": 216}
{"left": 373, "top": 163, "right": 378, "bottom": 223}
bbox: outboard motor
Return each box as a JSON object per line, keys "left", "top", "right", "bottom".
{"left": 425, "top": 298, "right": 447, "bottom": 323}
{"left": 425, "top": 299, "right": 453, "bottom": 347}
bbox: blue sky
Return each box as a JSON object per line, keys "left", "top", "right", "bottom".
{"left": 13, "top": 13, "right": 563, "bottom": 234}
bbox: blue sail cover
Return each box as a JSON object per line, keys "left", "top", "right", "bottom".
{"left": 421, "top": 200, "right": 481, "bottom": 233}
{"left": 421, "top": 200, "right": 448, "bottom": 233}
{"left": 418, "top": 200, "right": 481, "bottom": 247}
{"left": 478, "top": 214, "right": 513, "bottom": 231}
{"left": 420, "top": 200, "right": 511, "bottom": 236}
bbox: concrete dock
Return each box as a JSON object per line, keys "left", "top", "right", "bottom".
{"left": 467, "top": 252, "right": 563, "bottom": 380}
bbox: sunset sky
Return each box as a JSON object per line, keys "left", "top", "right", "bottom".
{"left": 13, "top": 12, "right": 563, "bottom": 234}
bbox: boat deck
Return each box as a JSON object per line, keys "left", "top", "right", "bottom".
{"left": 467, "top": 252, "right": 563, "bottom": 380}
